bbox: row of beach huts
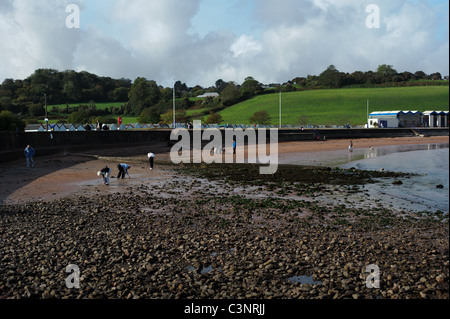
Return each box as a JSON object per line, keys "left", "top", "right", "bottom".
{"left": 24, "top": 123, "right": 171, "bottom": 132}
{"left": 368, "top": 110, "right": 449, "bottom": 128}
{"left": 24, "top": 110, "right": 449, "bottom": 132}
{"left": 25, "top": 123, "right": 291, "bottom": 132}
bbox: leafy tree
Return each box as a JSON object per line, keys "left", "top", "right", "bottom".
{"left": 215, "top": 79, "right": 228, "bottom": 93}
{"left": 241, "top": 76, "right": 262, "bottom": 99}
{"left": 191, "top": 85, "right": 204, "bottom": 97}
{"left": 93, "top": 116, "right": 116, "bottom": 124}
{"left": 177, "top": 97, "right": 193, "bottom": 110}
{"left": 63, "top": 81, "right": 82, "bottom": 102}
{"left": 161, "top": 87, "right": 174, "bottom": 101}
{"left": 430, "top": 72, "right": 442, "bottom": 80}
{"left": 205, "top": 111, "right": 223, "bottom": 124}
{"left": 318, "top": 65, "right": 342, "bottom": 88}
{"left": 160, "top": 110, "right": 187, "bottom": 124}
{"left": 377, "top": 64, "right": 397, "bottom": 82}
{"left": 139, "top": 107, "right": 162, "bottom": 124}
{"left": 0, "top": 110, "right": 26, "bottom": 131}
{"left": 128, "top": 77, "right": 161, "bottom": 115}
{"left": 414, "top": 71, "right": 427, "bottom": 79}
{"left": 67, "top": 110, "right": 92, "bottom": 124}
{"left": 28, "top": 103, "right": 45, "bottom": 117}
{"left": 174, "top": 81, "right": 188, "bottom": 99}
{"left": 221, "top": 82, "right": 241, "bottom": 106}
{"left": 112, "top": 87, "right": 129, "bottom": 102}
{"left": 377, "top": 64, "right": 397, "bottom": 77}
{"left": 249, "top": 110, "right": 271, "bottom": 125}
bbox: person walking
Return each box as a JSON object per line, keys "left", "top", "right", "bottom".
{"left": 148, "top": 152, "right": 155, "bottom": 170}
{"left": 97, "top": 166, "right": 111, "bottom": 185}
{"left": 117, "top": 163, "right": 131, "bottom": 179}
{"left": 24, "top": 145, "right": 35, "bottom": 168}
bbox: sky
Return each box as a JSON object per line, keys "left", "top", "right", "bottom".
{"left": 0, "top": 0, "right": 448, "bottom": 88}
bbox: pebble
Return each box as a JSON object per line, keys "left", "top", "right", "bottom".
{"left": 0, "top": 165, "right": 448, "bottom": 300}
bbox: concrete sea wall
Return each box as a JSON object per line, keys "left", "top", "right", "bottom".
{"left": 1, "top": 128, "right": 448, "bottom": 163}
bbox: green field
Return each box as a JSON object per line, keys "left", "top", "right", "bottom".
{"left": 219, "top": 86, "right": 449, "bottom": 126}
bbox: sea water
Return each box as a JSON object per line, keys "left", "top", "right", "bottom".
{"left": 281, "top": 143, "right": 449, "bottom": 213}
{"left": 340, "top": 144, "right": 449, "bottom": 213}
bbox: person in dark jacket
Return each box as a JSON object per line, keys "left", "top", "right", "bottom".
{"left": 97, "top": 166, "right": 111, "bottom": 185}
{"left": 24, "top": 145, "right": 35, "bottom": 168}
{"left": 148, "top": 152, "right": 155, "bottom": 170}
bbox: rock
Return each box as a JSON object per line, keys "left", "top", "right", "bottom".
{"left": 392, "top": 180, "right": 403, "bottom": 185}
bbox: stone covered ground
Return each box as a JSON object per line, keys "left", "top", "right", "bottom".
{"left": 0, "top": 137, "right": 448, "bottom": 299}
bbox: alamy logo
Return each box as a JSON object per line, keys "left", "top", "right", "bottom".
{"left": 170, "top": 120, "right": 279, "bottom": 175}
{"left": 365, "top": 264, "right": 380, "bottom": 289}
{"left": 366, "top": 4, "right": 381, "bottom": 29}
{"left": 66, "top": 4, "right": 80, "bottom": 29}
{"left": 65, "top": 264, "right": 80, "bottom": 289}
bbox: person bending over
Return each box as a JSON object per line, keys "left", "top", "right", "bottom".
{"left": 117, "top": 163, "right": 131, "bottom": 179}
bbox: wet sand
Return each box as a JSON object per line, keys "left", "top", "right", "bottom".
{"left": 0, "top": 136, "right": 447, "bottom": 205}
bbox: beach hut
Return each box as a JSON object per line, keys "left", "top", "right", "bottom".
{"left": 398, "top": 111, "right": 423, "bottom": 128}
{"left": 423, "top": 111, "right": 449, "bottom": 128}
{"left": 53, "top": 124, "right": 67, "bottom": 132}
{"left": 66, "top": 124, "right": 77, "bottom": 131}
{"left": 24, "top": 124, "right": 46, "bottom": 132}
{"left": 129, "top": 123, "right": 142, "bottom": 130}
{"left": 108, "top": 124, "right": 118, "bottom": 131}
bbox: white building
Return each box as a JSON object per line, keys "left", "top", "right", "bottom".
{"left": 368, "top": 111, "right": 423, "bottom": 128}
{"left": 196, "top": 92, "right": 219, "bottom": 98}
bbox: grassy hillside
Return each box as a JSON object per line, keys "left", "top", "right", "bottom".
{"left": 218, "top": 86, "right": 449, "bottom": 126}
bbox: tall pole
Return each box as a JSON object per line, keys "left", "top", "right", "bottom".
{"left": 44, "top": 94, "right": 48, "bottom": 131}
{"left": 173, "top": 80, "right": 176, "bottom": 128}
{"left": 279, "top": 90, "right": 282, "bottom": 128}
{"left": 367, "top": 100, "right": 369, "bottom": 128}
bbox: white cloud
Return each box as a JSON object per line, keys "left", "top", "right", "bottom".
{"left": 0, "top": 0, "right": 83, "bottom": 79}
{"left": 0, "top": 0, "right": 448, "bottom": 87}
{"left": 231, "top": 35, "right": 263, "bottom": 58}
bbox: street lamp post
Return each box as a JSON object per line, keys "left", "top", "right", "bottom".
{"left": 367, "top": 100, "right": 369, "bottom": 128}
{"left": 279, "top": 90, "right": 282, "bottom": 128}
{"left": 173, "top": 80, "right": 176, "bottom": 128}
{"left": 44, "top": 94, "right": 48, "bottom": 131}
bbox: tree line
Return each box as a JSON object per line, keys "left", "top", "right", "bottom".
{"left": 0, "top": 65, "right": 447, "bottom": 131}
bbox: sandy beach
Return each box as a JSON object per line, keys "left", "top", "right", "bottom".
{"left": 0, "top": 135, "right": 448, "bottom": 300}
{"left": 0, "top": 136, "right": 447, "bottom": 205}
